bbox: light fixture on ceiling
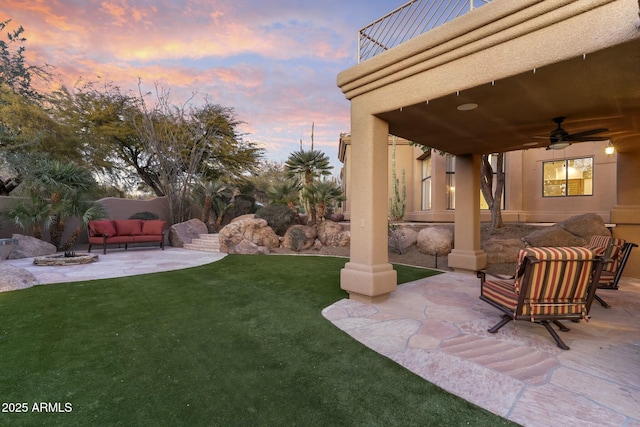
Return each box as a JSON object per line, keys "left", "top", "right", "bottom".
{"left": 605, "top": 141, "right": 615, "bottom": 154}
{"left": 457, "top": 103, "right": 478, "bottom": 111}
{"left": 549, "top": 141, "right": 570, "bottom": 150}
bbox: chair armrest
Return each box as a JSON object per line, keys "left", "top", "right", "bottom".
{"left": 477, "top": 270, "right": 514, "bottom": 281}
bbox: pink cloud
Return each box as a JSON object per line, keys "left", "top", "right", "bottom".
{"left": 0, "top": 0, "right": 402, "bottom": 170}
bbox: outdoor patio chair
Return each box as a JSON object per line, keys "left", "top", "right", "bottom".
{"left": 478, "top": 246, "right": 605, "bottom": 350}
{"left": 584, "top": 235, "right": 638, "bottom": 308}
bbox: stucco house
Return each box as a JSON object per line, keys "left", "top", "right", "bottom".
{"left": 336, "top": 0, "right": 640, "bottom": 302}
{"left": 339, "top": 134, "right": 617, "bottom": 224}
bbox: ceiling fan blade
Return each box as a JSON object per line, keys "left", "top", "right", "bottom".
{"left": 566, "top": 128, "right": 609, "bottom": 140}
{"left": 567, "top": 136, "right": 610, "bottom": 142}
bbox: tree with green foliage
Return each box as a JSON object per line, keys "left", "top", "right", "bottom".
{"left": 267, "top": 179, "right": 301, "bottom": 214}
{"left": 5, "top": 159, "right": 105, "bottom": 249}
{"left": 0, "top": 20, "right": 75, "bottom": 196}
{"left": 305, "top": 179, "right": 344, "bottom": 222}
{"left": 0, "top": 19, "right": 50, "bottom": 99}
{"left": 52, "top": 80, "right": 264, "bottom": 222}
{"left": 192, "top": 180, "right": 234, "bottom": 232}
{"left": 246, "top": 160, "right": 288, "bottom": 204}
{"left": 284, "top": 148, "right": 332, "bottom": 225}
{"left": 0, "top": 90, "right": 84, "bottom": 161}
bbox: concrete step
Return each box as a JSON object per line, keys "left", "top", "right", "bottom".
{"left": 191, "top": 238, "right": 221, "bottom": 247}
{"left": 183, "top": 233, "right": 221, "bottom": 253}
{"left": 197, "top": 233, "right": 220, "bottom": 241}
{"left": 183, "top": 244, "right": 221, "bottom": 253}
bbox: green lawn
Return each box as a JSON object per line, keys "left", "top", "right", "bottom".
{"left": 0, "top": 255, "right": 515, "bottom": 426}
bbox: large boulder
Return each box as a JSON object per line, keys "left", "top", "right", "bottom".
{"left": 8, "top": 234, "right": 56, "bottom": 259}
{"left": 557, "top": 213, "right": 611, "bottom": 239}
{"left": 522, "top": 227, "right": 587, "bottom": 247}
{"left": 389, "top": 227, "right": 418, "bottom": 254}
{"left": 219, "top": 218, "right": 279, "bottom": 254}
{"left": 482, "top": 238, "right": 526, "bottom": 264}
{"left": 169, "top": 219, "right": 208, "bottom": 247}
{"left": 417, "top": 226, "right": 454, "bottom": 256}
{"left": 231, "top": 239, "right": 270, "bottom": 255}
{"left": 282, "top": 225, "right": 317, "bottom": 251}
{"left": 317, "top": 221, "right": 343, "bottom": 245}
{"left": 231, "top": 214, "right": 255, "bottom": 223}
{"left": 522, "top": 213, "right": 611, "bottom": 248}
{"left": 325, "top": 230, "right": 351, "bottom": 247}
{"left": 0, "top": 264, "right": 39, "bottom": 292}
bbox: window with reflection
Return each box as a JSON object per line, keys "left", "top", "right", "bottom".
{"left": 446, "top": 155, "right": 455, "bottom": 209}
{"left": 421, "top": 156, "right": 432, "bottom": 210}
{"left": 543, "top": 157, "right": 593, "bottom": 197}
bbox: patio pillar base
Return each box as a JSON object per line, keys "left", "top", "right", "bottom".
{"left": 341, "top": 262, "right": 397, "bottom": 303}
{"left": 448, "top": 249, "right": 487, "bottom": 272}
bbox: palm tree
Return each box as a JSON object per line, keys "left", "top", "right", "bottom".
{"left": 305, "top": 179, "right": 344, "bottom": 222}
{"left": 8, "top": 159, "right": 98, "bottom": 248}
{"left": 192, "top": 180, "right": 234, "bottom": 232}
{"left": 267, "top": 179, "right": 301, "bottom": 214}
{"left": 32, "top": 161, "right": 95, "bottom": 248}
{"left": 5, "top": 196, "right": 50, "bottom": 239}
{"left": 284, "top": 149, "right": 333, "bottom": 225}
{"left": 62, "top": 199, "right": 107, "bottom": 250}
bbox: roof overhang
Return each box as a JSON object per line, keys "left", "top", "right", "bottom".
{"left": 338, "top": 0, "right": 640, "bottom": 155}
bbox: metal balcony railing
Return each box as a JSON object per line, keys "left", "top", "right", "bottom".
{"left": 358, "top": 0, "right": 493, "bottom": 63}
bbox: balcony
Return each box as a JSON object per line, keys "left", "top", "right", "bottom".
{"left": 358, "top": 0, "right": 492, "bottom": 63}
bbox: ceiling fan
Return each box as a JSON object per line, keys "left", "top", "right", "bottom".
{"left": 536, "top": 117, "right": 609, "bottom": 150}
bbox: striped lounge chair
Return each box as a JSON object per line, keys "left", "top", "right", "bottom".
{"left": 478, "top": 247, "right": 605, "bottom": 350}
{"left": 585, "top": 235, "right": 638, "bottom": 308}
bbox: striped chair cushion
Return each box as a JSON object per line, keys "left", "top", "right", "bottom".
{"left": 482, "top": 279, "right": 519, "bottom": 311}
{"left": 513, "top": 247, "right": 596, "bottom": 318}
{"left": 585, "top": 235, "right": 625, "bottom": 274}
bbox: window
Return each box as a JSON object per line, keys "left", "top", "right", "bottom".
{"left": 446, "top": 155, "right": 455, "bottom": 209}
{"left": 421, "top": 156, "right": 432, "bottom": 210}
{"left": 543, "top": 157, "right": 593, "bottom": 197}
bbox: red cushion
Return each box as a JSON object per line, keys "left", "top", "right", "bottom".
{"left": 141, "top": 220, "right": 166, "bottom": 235}
{"left": 114, "top": 219, "right": 142, "bottom": 236}
{"left": 89, "top": 220, "right": 116, "bottom": 236}
{"left": 132, "top": 235, "right": 163, "bottom": 243}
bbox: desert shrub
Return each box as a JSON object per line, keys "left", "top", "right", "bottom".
{"left": 255, "top": 204, "right": 298, "bottom": 236}
{"left": 129, "top": 211, "right": 159, "bottom": 220}
{"left": 388, "top": 222, "right": 405, "bottom": 255}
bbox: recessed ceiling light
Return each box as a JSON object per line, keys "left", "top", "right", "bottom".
{"left": 456, "top": 103, "right": 478, "bottom": 111}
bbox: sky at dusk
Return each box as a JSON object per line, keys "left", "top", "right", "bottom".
{"left": 0, "top": 0, "right": 407, "bottom": 171}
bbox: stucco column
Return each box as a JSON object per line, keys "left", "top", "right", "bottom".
{"left": 447, "top": 154, "right": 487, "bottom": 271}
{"left": 340, "top": 106, "right": 397, "bottom": 303}
{"left": 610, "top": 149, "right": 640, "bottom": 279}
